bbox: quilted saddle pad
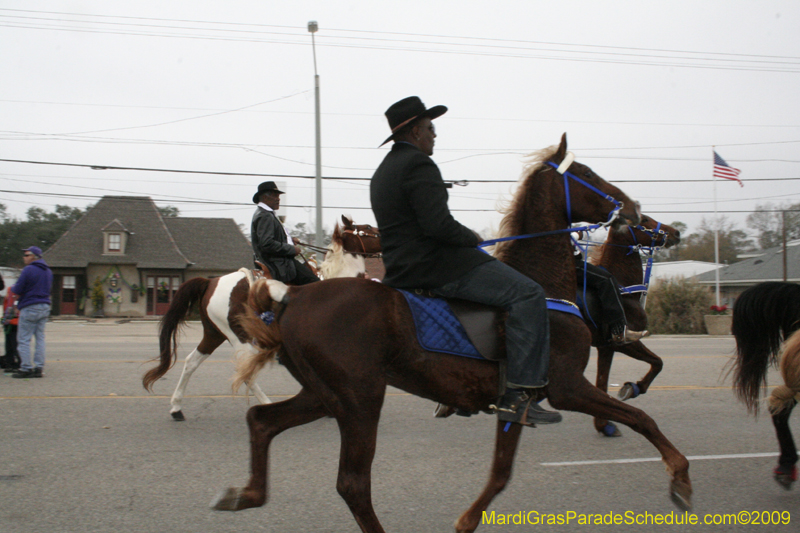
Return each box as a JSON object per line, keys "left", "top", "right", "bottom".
{"left": 398, "top": 290, "right": 484, "bottom": 360}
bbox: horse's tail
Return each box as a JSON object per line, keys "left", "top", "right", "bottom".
{"left": 142, "top": 277, "right": 210, "bottom": 392}
{"left": 731, "top": 282, "right": 800, "bottom": 414}
{"left": 233, "top": 279, "right": 286, "bottom": 392}
{"left": 769, "top": 329, "right": 800, "bottom": 414}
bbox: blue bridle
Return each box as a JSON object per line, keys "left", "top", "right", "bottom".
{"left": 477, "top": 152, "right": 627, "bottom": 319}
{"left": 477, "top": 155, "right": 624, "bottom": 250}
{"left": 616, "top": 221, "right": 667, "bottom": 308}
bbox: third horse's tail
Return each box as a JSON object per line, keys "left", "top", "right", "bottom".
{"left": 233, "top": 279, "right": 286, "bottom": 392}
{"left": 731, "top": 282, "right": 800, "bottom": 414}
{"left": 142, "top": 277, "right": 210, "bottom": 391}
{"left": 769, "top": 329, "right": 800, "bottom": 415}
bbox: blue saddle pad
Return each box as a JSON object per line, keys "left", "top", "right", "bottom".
{"left": 398, "top": 290, "right": 484, "bottom": 359}
{"left": 398, "top": 290, "right": 584, "bottom": 361}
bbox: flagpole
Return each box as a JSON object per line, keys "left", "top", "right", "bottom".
{"left": 712, "top": 146, "right": 721, "bottom": 307}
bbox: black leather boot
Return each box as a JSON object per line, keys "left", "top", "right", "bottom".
{"left": 496, "top": 389, "right": 562, "bottom": 426}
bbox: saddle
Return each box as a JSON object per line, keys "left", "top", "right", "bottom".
{"left": 398, "top": 290, "right": 506, "bottom": 361}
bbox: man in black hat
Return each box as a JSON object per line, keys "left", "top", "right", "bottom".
{"left": 370, "top": 96, "right": 560, "bottom": 427}
{"left": 251, "top": 181, "right": 319, "bottom": 285}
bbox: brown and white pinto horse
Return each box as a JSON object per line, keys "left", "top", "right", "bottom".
{"left": 141, "top": 216, "right": 380, "bottom": 420}
{"left": 319, "top": 216, "right": 381, "bottom": 279}
{"left": 730, "top": 282, "right": 800, "bottom": 488}
{"left": 586, "top": 215, "right": 681, "bottom": 437}
{"left": 213, "top": 134, "right": 692, "bottom": 532}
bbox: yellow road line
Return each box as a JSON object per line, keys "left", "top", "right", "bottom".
{"left": 0, "top": 385, "right": 760, "bottom": 401}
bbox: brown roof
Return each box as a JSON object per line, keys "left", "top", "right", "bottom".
{"left": 165, "top": 217, "right": 252, "bottom": 271}
{"left": 45, "top": 196, "right": 251, "bottom": 271}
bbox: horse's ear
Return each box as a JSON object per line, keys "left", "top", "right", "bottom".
{"left": 554, "top": 133, "right": 568, "bottom": 162}
{"left": 342, "top": 215, "right": 352, "bottom": 228}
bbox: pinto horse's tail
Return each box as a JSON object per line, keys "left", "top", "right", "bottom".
{"left": 769, "top": 330, "right": 800, "bottom": 414}
{"left": 233, "top": 279, "right": 286, "bottom": 392}
{"left": 142, "top": 277, "right": 210, "bottom": 392}
{"left": 731, "top": 282, "right": 800, "bottom": 414}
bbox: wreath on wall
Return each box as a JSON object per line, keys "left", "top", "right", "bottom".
{"left": 99, "top": 266, "right": 146, "bottom": 296}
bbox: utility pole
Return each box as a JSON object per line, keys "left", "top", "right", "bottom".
{"left": 308, "top": 21, "right": 323, "bottom": 262}
{"left": 783, "top": 210, "right": 788, "bottom": 282}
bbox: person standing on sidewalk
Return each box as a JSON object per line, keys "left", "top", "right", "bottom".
{"left": 1, "top": 288, "right": 20, "bottom": 372}
{"left": 11, "top": 246, "right": 52, "bottom": 379}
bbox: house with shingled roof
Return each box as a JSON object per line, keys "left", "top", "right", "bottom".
{"left": 43, "top": 196, "right": 252, "bottom": 316}
{"left": 695, "top": 239, "right": 800, "bottom": 307}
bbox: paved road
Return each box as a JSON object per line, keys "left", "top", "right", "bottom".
{"left": 1, "top": 321, "right": 796, "bottom": 532}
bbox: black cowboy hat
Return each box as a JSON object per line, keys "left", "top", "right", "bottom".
{"left": 252, "top": 181, "right": 285, "bottom": 204}
{"left": 380, "top": 96, "right": 447, "bottom": 147}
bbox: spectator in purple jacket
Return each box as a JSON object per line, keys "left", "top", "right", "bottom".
{"left": 11, "top": 246, "right": 53, "bottom": 379}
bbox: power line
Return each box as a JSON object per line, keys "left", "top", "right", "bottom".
{"left": 2, "top": 189, "right": 794, "bottom": 215}
{"left": 3, "top": 9, "right": 800, "bottom": 73}
{"left": 3, "top": 158, "right": 800, "bottom": 184}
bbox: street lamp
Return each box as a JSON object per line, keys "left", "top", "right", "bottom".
{"left": 308, "top": 20, "right": 323, "bottom": 261}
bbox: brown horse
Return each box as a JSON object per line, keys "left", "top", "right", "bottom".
{"left": 213, "top": 134, "right": 691, "bottom": 532}
{"left": 587, "top": 215, "right": 681, "bottom": 437}
{"left": 141, "top": 216, "right": 380, "bottom": 420}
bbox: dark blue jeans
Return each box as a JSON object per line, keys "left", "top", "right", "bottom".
{"left": 432, "top": 259, "right": 550, "bottom": 388}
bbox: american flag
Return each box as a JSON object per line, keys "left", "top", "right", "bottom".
{"left": 713, "top": 151, "right": 743, "bottom": 187}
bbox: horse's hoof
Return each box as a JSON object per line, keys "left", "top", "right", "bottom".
{"left": 433, "top": 403, "right": 455, "bottom": 418}
{"left": 601, "top": 422, "right": 622, "bottom": 437}
{"left": 774, "top": 465, "right": 797, "bottom": 490}
{"left": 211, "top": 487, "right": 242, "bottom": 511}
{"left": 171, "top": 410, "right": 185, "bottom": 421}
{"left": 669, "top": 482, "right": 692, "bottom": 511}
{"left": 618, "top": 382, "right": 641, "bottom": 401}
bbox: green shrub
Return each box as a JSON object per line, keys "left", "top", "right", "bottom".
{"left": 90, "top": 277, "right": 105, "bottom": 313}
{"left": 646, "top": 278, "right": 713, "bottom": 334}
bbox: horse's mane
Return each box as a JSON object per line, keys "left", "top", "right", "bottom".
{"left": 494, "top": 143, "right": 560, "bottom": 261}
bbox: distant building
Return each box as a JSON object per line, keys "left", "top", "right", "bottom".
{"left": 43, "top": 196, "right": 252, "bottom": 316}
{"left": 650, "top": 260, "right": 721, "bottom": 283}
{"left": 695, "top": 240, "right": 800, "bottom": 306}
{"left": 0, "top": 266, "right": 21, "bottom": 292}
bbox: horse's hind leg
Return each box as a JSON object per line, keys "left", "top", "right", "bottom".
{"left": 594, "top": 346, "right": 621, "bottom": 437}
{"left": 772, "top": 401, "right": 798, "bottom": 489}
{"left": 455, "top": 421, "right": 523, "bottom": 533}
{"left": 168, "top": 332, "right": 225, "bottom": 420}
{"left": 212, "top": 387, "right": 327, "bottom": 511}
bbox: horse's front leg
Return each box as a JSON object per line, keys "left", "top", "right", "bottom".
{"left": 772, "top": 401, "right": 798, "bottom": 489}
{"left": 548, "top": 371, "right": 691, "bottom": 510}
{"left": 211, "top": 388, "right": 326, "bottom": 511}
{"left": 593, "top": 346, "right": 621, "bottom": 437}
{"left": 615, "top": 341, "right": 663, "bottom": 400}
{"left": 455, "top": 420, "right": 523, "bottom": 533}
{"left": 239, "top": 343, "right": 272, "bottom": 404}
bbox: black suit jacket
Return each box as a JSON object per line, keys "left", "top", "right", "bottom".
{"left": 370, "top": 142, "right": 493, "bottom": 289}
{"left": 251, "top": 206, "right": 297, "bottom": 282}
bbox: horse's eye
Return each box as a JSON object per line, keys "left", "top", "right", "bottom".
{"left": 584, "top": 171, "right": 592, "bottom": 179}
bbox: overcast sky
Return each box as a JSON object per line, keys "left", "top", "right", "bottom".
{"left": 2, "top": 1, "right": 799, "bottom": 243}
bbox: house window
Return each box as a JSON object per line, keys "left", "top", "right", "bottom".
{"left": 62, "top": 276, "right": 76, "bottom": 303}
{"left": 108, "top": 233, "right": 121, "bottom": 252}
